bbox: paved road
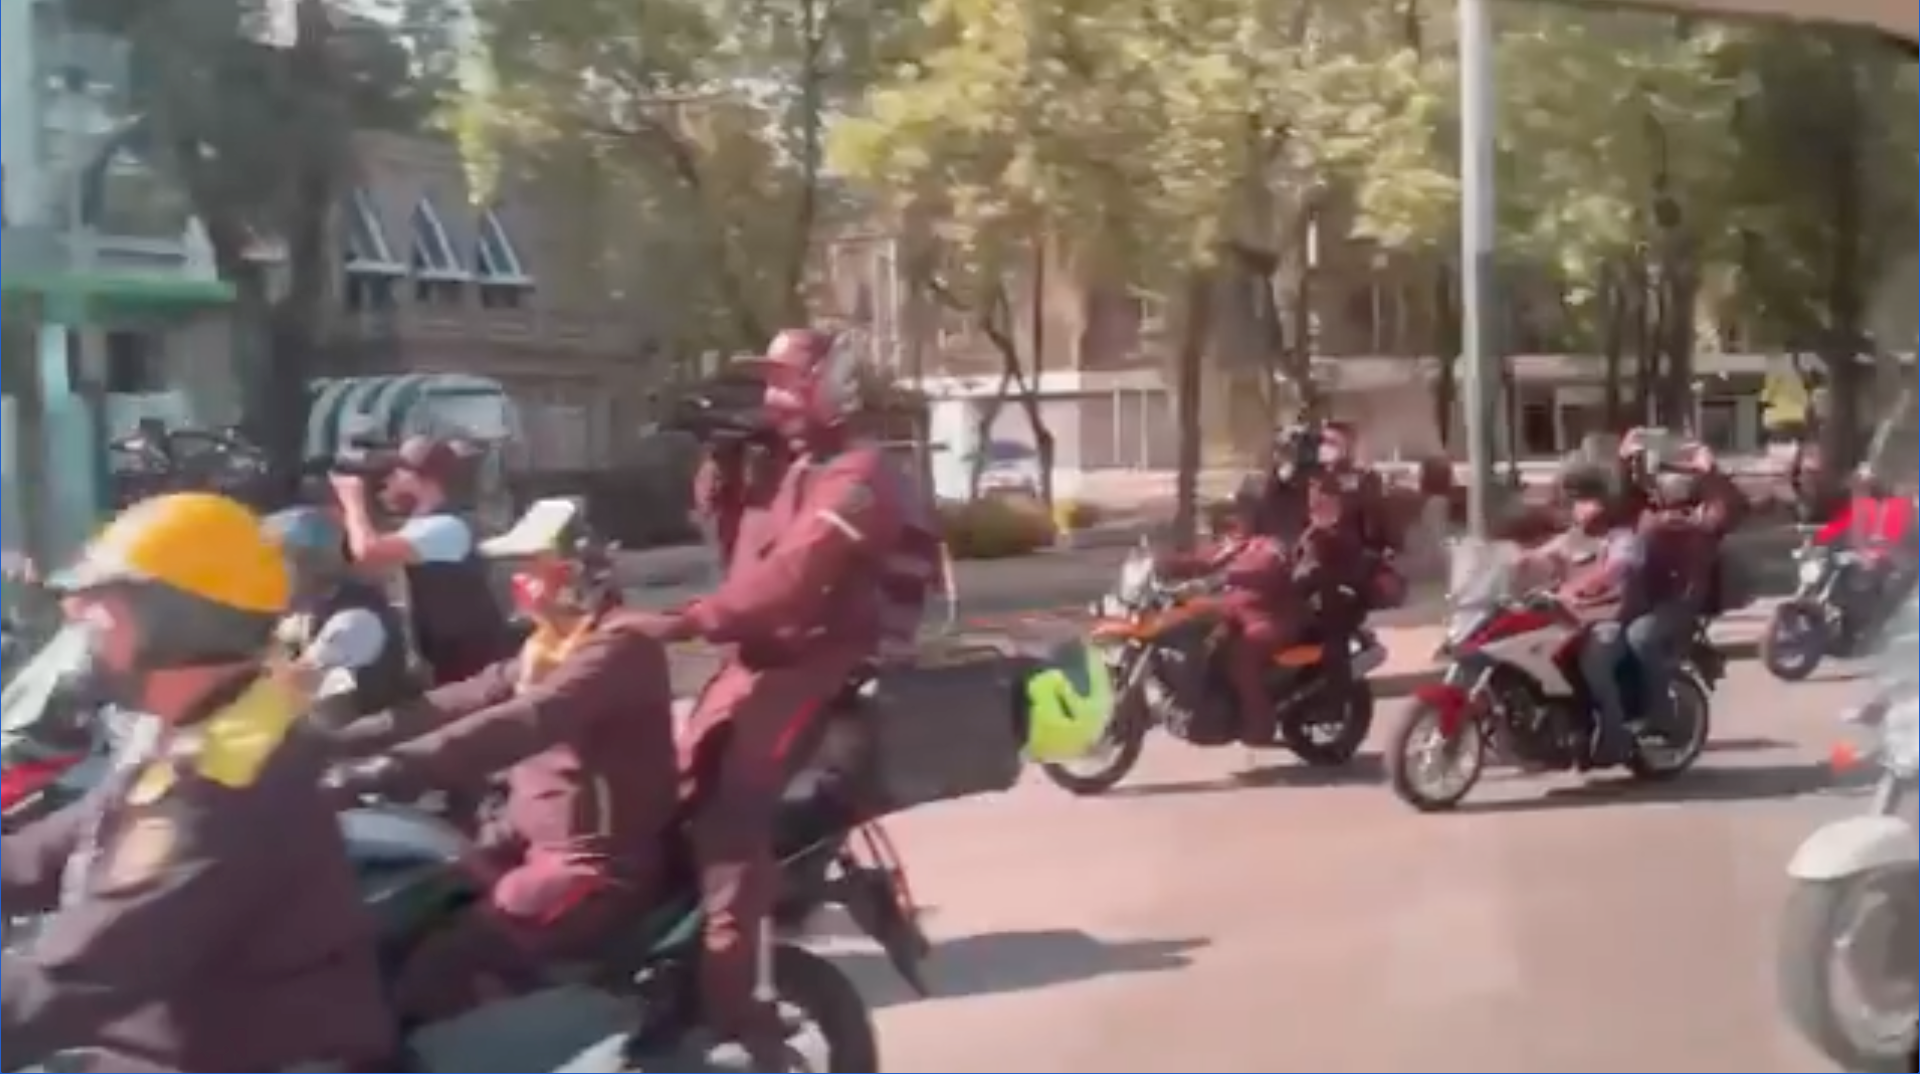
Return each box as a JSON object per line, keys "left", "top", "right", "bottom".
{"left": 821, "top": 658, "right": 1880, "bottom": 1072}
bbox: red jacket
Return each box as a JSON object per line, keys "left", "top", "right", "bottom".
{"left": 1816, "top": 496, "right": 1914, "bottom": 546}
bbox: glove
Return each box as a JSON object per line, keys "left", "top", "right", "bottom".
{"left": 322, "top": 755, "right": 400, "bottom": 807}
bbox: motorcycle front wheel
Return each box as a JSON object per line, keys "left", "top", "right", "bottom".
{"left": 1779, "top": 865, "right": 1919, "bottom": 1073}
{"left": 1763, "top": 601, "right": 1829, "bottom": 682}
{"left": 1039, "top": 712, "right": 1148, "bottom": 796}
{"left": 1385, "top": 699, "right": 1487, "bottom": 813}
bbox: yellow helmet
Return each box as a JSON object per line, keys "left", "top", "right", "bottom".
{"left": 57, "top": 492, "right": 290, "bottom": 615}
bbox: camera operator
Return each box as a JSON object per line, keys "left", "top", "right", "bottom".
{"left": 329, "top": 434, "right": 510, "bottom": 686}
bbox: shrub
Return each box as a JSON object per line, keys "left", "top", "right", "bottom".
{"left": 1052, "top": 498, "right": 1102, "bottom": 533}
{"left": 940, "top": 495, "right": 1057, "bottom": 559}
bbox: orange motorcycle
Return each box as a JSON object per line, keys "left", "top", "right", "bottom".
{"left": 1039, "top": 544, "right": 1386, "bottom": 795}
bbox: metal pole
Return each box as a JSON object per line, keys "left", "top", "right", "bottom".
{"left": 1458, "top": 0, "right": 1499, "bottom": 538}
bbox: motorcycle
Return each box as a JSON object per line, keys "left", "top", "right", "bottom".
{"left": 1764, "top": 535, "right": 1905, "bottom": 682}
{"left": 1384, "top": 540, "right": 1721, "bottom": 812}
{"left": 1038, "top": 542, "right": 1386, "bottom": 796}
{"left": 1778, "top": 599, "right": 1917, "bottom": 1072}
{"left": 3, "top": 640, "right": 930, "bottom": 1072}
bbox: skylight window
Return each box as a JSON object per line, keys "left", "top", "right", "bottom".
{"left": 474, "top": 207, "right": 531, "bottom": 284}
{"left": 409, "top": 197, "right": 468, "bottom": 280}
{"left": 343, "top": 187, "right": 401, "bottom": 273}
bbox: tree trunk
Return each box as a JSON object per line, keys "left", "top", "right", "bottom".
{"left": 1171, "top": 271, "right": 1214, "bottom": 550}
{"left": 1600, "top": 261, "right": 1626, "bottom": 431}
{"left": 1430, "top": 259, "right": 1459, "bottom": 449}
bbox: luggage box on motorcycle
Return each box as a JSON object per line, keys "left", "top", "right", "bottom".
{"left": 850, "top": 640, "right": 1028, "bottom": 818}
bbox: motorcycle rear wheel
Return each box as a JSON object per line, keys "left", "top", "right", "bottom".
{"left": 1625, "top": 674, "right": 1712, "bottom": 780}
{"left": 1281, "top": 682, "right": 1374, "bottom": 767}
{"left": 1779, "top": 866, "right": 1919, "bottom": 1073}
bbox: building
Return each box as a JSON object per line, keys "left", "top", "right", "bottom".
{"left": 327, "top": 131, "right": 664, "bottom": 473}
{"left": 1, "top": 0, "right": 238, "bottom": 558}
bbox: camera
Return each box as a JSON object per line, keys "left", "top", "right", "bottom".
{"left": 1275, "top": 422, "right": 1325, "bottom": 480}
{"left": 661, "top": 364, "right": 776, "bottom": 445}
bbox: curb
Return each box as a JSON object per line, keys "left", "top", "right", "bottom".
{"left": 1366, "top": 637, "right": 1764, "bottom": 699}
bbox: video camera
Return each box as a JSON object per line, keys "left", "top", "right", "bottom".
{"left": 661, "top": 363, "right": 777, "bottom": 446}
{"left": 1274, "top": 422, "right": 1326, "bottom": 480}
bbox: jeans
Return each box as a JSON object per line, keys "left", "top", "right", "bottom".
{"left": 1579, "top": 620, "right": 1631, "bottom": 748}
{"left": 1625, "top": 604, "right": 1692, "bottom": 727}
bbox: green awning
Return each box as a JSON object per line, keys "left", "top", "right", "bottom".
{"left": 0, "top": 271, "right": 234, "bottom": 306}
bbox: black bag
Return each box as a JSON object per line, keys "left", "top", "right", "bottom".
{"left": 849, "top": 641, "right": 1028, "bottom": 818}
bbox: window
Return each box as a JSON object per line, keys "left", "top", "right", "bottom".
{"left": 1519, "top": 400, "right": 1557, "bottom": 457}
{"left": 410, "top": 199, "right": 465, "bottom": 278}
{"left": 1699, "top": 397, "right": 1742, "bottom": 453}
{"left": 345, "top": 273, "right": 397, "bottom": 312}
{"left": 342, "top": 188, "right": 400, "bottom": 270}
{"left": 474, "top": 208, "right": 530, "bottom": 283}
{"left": 408, "top": 199, "right": 467, "bottom": 305}
{"left": 104, "top": 331, "right": 165, "bottom": 393}
{"left": 1131, "top": 290, "right": 1167, "bottom": 336}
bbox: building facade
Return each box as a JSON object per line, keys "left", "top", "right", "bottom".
{"left": 815, "top": 191, "right": 1910, "bottom": 495}
{"left": 1, "top": 0, "right": 237, "bottom": 557}
{"left": 328, "top": 132, "right": 664, "bottom": 473}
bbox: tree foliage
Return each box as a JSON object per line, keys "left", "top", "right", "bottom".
{"left": 458, "top": 0, "right": 915, "bottom": 356}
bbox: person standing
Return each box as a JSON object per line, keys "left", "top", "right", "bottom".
{"left": 331, "top": 435, "right": 510, "bottom": 685}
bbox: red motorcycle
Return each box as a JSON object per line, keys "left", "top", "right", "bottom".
{"left": 1384, "top": 543, "right": 1723, "bottom": 812}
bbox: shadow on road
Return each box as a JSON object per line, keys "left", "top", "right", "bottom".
{"left": 1107, "top": 753, "right": 1386, "bottom": 798}
{"left": 837, "top": 929, "right": 1207, "bottom": 1008}
{"left": 1701, "top": 735, "right": 1796, "bottom": 754}
{"left": 1459, "top": 760, "right": 1865, "bottom": 814}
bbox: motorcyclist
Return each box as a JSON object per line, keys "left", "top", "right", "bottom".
{"left": 324, "top": 499, "right": 680, "bottom": 1026}
{"left": 1528, "top": 463, "right": 1644, "bottom": 763}
{"left": 1813, "top": 465, "right": 1917, "bottom": 625}
{"left": 1, "top": 493, "right": 392, "bottom": 1072}
{"left": 630, "top": 327, "right": 939, "bottom": 1070}
{"left": 1318, "top": 422, "right": 1405, "bottom": 611}
{"left": 1624, "top": 470, "right": 1716, "bottom": 731}
{"left": 263, "top": 505, "right": 415, "bottom": 716}
{"left": 1159, "top": 490, "right": 1296, "bottom": 745}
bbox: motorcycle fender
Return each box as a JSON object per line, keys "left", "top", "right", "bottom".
{"left": 1786, "top": 815, "right": 1918, "bottom": 881}
{"left": 1413, "top": 681, "right": 1472, "bottom": 737}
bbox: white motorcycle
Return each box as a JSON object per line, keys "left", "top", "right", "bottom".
{"left": 1779, "top": 610, "right": 1918, "bottom": 1071}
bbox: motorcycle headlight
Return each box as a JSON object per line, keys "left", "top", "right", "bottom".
{"left": 1797, "top": 559, "right": 1825, "bottom": 586}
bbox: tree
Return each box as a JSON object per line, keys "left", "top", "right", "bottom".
{"left": 74, "top": 0, "right": 458, "bottom": 480}
{"left": 458, "top": 0, "right": 913, "bottom": 357}
{"left": 1718, "top": 26, "right": 1919, "bottom": 474}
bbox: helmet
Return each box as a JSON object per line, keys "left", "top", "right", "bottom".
{"left": 752, "top": 328, "right": 862, "bottom": 433}
{"left": 480, "top": 497, "right": 612, "bottom": 617}
{"left": 50, "top": 492, "right": 288, "bottom": 668}
{"left": 1022, "top": 640, "right": 1116, "bottom": 762}
{"left": 1558, "top": 461, "right": 1614, "bottom": 501}
{"left": 264, "top": 507, "right": 347, "bottom": 581}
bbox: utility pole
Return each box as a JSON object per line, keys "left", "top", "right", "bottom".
{"left": 1458, "top": 0, "right": 1499, "bottom": 537}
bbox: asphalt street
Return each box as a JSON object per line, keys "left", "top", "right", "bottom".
{"left": 817, "top": 658, "right": 1884, "bottom": 1072}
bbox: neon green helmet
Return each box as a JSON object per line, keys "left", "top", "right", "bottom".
{"left": 1023, "top": 640, "right": 1117, "bottom": 762}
